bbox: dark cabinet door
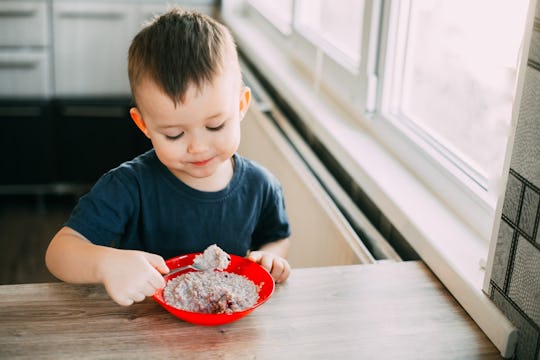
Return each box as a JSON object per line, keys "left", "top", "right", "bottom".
{"left": 54, "top": 99, "right": 151, "bottom": 184}
{"left": 0, "top": 100, "right": 56, "bottom": 184}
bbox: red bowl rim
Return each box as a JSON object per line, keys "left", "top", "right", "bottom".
{"left": 152, "top": 253, "right": 275, "bottom": 325}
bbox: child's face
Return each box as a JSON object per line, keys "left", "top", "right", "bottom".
{"left": 130, "top": 68, "right": 250, "bottom": 187}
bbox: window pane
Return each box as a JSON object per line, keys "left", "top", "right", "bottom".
{"left": 386, "top": 0, "right": 529, "bottom": 184}
{"left": 295, "top": 0, "right": 365, "bottom": 66}
{"left": 248, "top": 0, "right": 293, "bottom": 34}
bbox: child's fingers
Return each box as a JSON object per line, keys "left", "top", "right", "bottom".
{"left": 270, "top": 258, "right": 290, "bottom": 283}
{"left": 275, "top": 261, "right": 291, "bottom": 283}
{"left": 145, "top": 252, "right": 170, "bottom": 274}
{"left": 248, "top": 251, "right": 291, "bottom": 283}
{"left": 248, "top": 251, "right": 272, "bottom": 273}
{"left": 259, "top": 254, "right": 275, "bottom": 274}
{"left": 247, "top": 251, "right": 262, "bottom": 262}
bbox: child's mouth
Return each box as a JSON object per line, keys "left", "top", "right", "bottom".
{"left": 191, "top": 158, "right": 212, "bottom": 167}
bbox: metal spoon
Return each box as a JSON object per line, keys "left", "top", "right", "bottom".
{"left": 165, "top": 262, "right": 207, "bottom": 277}
{"left": 164, "top": 245, "right": 231, "bottom": 277}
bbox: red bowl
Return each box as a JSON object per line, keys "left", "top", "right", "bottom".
{"left": 153, "top": 253, "right": 275, "bottom": 326}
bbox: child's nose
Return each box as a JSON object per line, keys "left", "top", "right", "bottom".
{"left": 186, "top": 134, "right": 208, "bottom": 154}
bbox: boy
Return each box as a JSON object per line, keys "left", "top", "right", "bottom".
{"left": 45, "top": 7, "right": 291, "bottom": 306}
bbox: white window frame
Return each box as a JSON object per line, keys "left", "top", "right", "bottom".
{"left": 246, "top": 0, "right": 375, "bottom": 118}
{"left": 247, "top": 0, "right": 293, "bottom": 35}
{"left": 222, "top": 0, "right": 534, "bottom": 356}
{"left": 374, "top": 0, "right": 499, "bottom": 239}
{"left": 245, "top": 0, "right": 499, "bottom": 241}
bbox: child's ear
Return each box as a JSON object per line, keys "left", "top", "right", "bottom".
{"left": 239, "top": 86, "right": 251, "bottom": 120}
{"left": 130, "top": 108, "right": 150, "bottom": 138}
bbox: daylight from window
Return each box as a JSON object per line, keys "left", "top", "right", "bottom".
{"left": 240, "top": 0, "right": 530, "bottom": 234}
{"left": 295, "top": 0, "right": 365, "bottom": 67}
{"left": 384, "top": 0, "right": 529, "bottom": 187}
{"left": 250, "top": 0, "right": 528, "bottom": 191}
{"left": 248, "top": 0, "right": 293, "bottom": 34}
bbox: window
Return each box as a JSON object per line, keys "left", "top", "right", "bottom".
{"left": 294, "top": 0, "right": 365, "bottom": 69}
{"left": 249, "top": 0, "right": 370, "bottom": 113}
{"left": 247, "top": 0, "right": 293, "bottom": 35}
{"left": 381, "top": 0, "right": 530, "bottom": 193}
{"left": 238, "top": 0, "right": 530, "bottom": 240}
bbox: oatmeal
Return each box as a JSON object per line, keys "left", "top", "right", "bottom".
{"left": 164, "top": 271, "right": 259, "bottom": 314}
{"left": 164, "top": 244, "right": 259, "bottom": 314}
{"left": 193, "top": 244, "right": 231, "bottom": 271}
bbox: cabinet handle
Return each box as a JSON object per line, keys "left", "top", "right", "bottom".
{"left": 0, "top": 60, "right": 38, "bottom": 69}
{"left": 61, "top": 105, "right": 126, "bottom": 118}
{"left": 0, "top": 9, "right": 37, "bottom": 17}
{"left": 57, "top": 11, "right": 124, "bottom": 20}
{"left": 0, "top": 106, "right": 42, "bottom": 118}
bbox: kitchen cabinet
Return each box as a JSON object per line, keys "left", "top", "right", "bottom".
{"left": 0, "top": 0, "right": 217, "bottom": 98}
{"left": 52, "top": 1, "right": 137, "bottom": 96}
{"left": 53, "top": 0, "right": 217, "bottom": 97}
{"left": 54, "top": 99, "right": 151, "bottom": 183}
{"left": 0, "top": 0, "right": 51, "bottom": 98}
{"left": 0, "top": 1, "right": 49, "bottom": 46}
{"left": 0, "top": 99, "right": 151, "bottom": 186}
{"left": 0, "top": 100, "right": 56, "bottom": 185}
{"left": 0, "top": 0, "right": 217, "bottom": 190}
{"left": 0, "top": 52, "right": 51, "bottom": 98}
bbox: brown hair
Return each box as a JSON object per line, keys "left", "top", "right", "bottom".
{"left": 128, "top": 7, "right": 239, "bottom": 104}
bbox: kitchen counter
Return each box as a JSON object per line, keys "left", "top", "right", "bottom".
{"left": 0, "top": 261, "right": 501, "bottom": 359}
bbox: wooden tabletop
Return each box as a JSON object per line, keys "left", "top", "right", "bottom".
{"left": 0, "top": 261, "right": 500, "bottom": 359}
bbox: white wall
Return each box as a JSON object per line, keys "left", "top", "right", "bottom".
{"left": 238, "top": 106, "right": 374, "bottom": 268}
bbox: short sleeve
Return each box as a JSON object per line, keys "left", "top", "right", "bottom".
{"left": 65, "top": 172, "right": 137, "bottom": 246}
{"left": 251, "top": 177, "right": 291, "bottom": 249}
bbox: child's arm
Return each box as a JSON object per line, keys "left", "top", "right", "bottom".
{"left": 45, "top": 226, "right": 169, "bottom": 306}
{"left": 248, "top": 238, "right": 291, "bottom": 283}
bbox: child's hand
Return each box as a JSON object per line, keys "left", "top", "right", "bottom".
{"left": 98, "top": 249, "right": 169, "bottom": 306}
{"left": 248, "top": 251, "right": 291, "bottom": 283}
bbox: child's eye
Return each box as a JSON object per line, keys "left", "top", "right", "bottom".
{"left": 165, "top": 133, "right": 184, "bottom": 141}
{"left": 207, "top": 122, "right": 226, "bottom": 131}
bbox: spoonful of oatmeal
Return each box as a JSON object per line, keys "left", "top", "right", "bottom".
{"left": 166, "top": 244, "right": 231, "bottom": 276}
{"left": 193, "top": 244, "right": 231, "bottom": 271}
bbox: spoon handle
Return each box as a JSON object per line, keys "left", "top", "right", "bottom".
{"left": 164, "top": 265, "right": 198, "bottom": 277}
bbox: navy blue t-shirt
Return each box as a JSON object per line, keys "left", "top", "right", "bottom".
{"left": 65, "top": 150, "right": 291, "bottom": 259}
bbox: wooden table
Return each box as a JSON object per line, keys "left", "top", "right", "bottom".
{"left": 0, "top": 261, "right": 500, "bottom": 359}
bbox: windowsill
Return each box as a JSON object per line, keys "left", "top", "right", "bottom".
{"left": 223, "top": 6, "right": 517, "bottom": 358}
